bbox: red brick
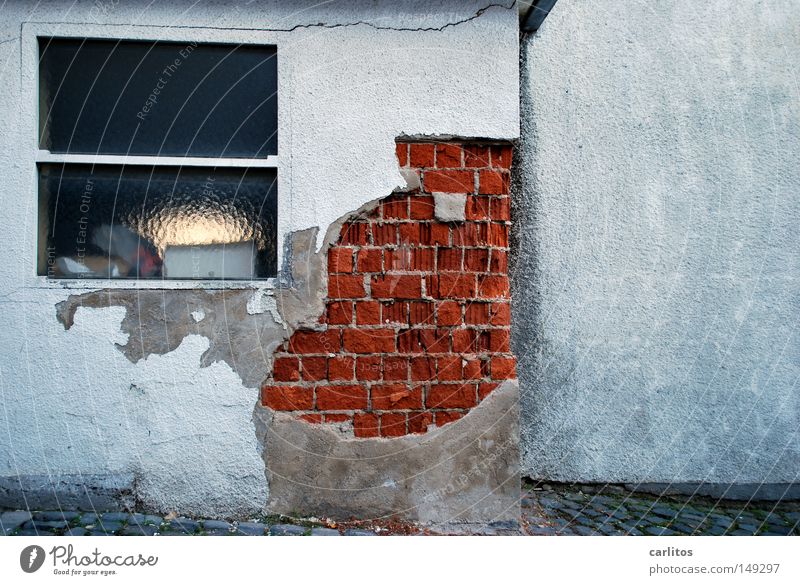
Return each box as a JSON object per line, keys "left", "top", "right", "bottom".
{"left": 478, "top": 275, "right": 510, "bottom": 298}
{"left": 371, "top": 223, "right": 397, "bottom": 246}
{"left": 382, "top": 302, "right": 408, "bottom": 325}
{"left": 328, "top": 356, "right": 355, "bottom": 381}
{"left": 423, "top": 170, "right": 474, "bottom": 193}
{"left": 479, "top": 382, "right": 499, "bottom": 400}
{"left": 316, "top": 384, "right": 368, "bottom": 410}
{"left": 273, "top": 356, "right": 300, "bottom": 382}
{"left": 386, "top": 248, "right": 434, "bottom": 272}
{"left": 463, "top": 248, "right": 489, "bottom": 272}
{"left": 410, "top": 357, "right": 436, "bottom": 381}
{"left": 417, "top": 328, "right": 450, "bottom": 353}
{"left": 490, "top": 196, "right": 510, "bottom": 221}
{"left": 382, "top": 357, "right": 410, "bottom": 382}
{"left": 262, "top": 385, "right": 313, "bottom": 411}
{"left": 491, "top": 356, "right": 517, "bottom": 379}
{"left": 435, "top": 410, "right": 464, "bottom": 426}
{"left": 452, "top": 328, "right": 478, "bottom": 353}
{"left": 382, "top": 196, "right": 408, "bottom": 220}
{"left": 324, "top": 413, "right": 350, "bottom": 423}
{"left": 356, "top": 356, "right": 381, "bottom": 381}
{"left": 407, "top": 411, "right": 433, "bottom": 434}
{"left": 489, "top": 249, "right": 508, "bottom": 273}
{"left": 410, "top": 196, "right": 435, "bottom": 220}
{"left": 354, "top": 412, "right": 380, "bottom": 438}
{"left": 465, "top": 302, "right": 490, "bottom": 325}
{"left": 380, "top": 413, "right": 407, "bottom": 437}
{"left": 463, "top": 359, "right": 483, "bottom": 380}
{"left": 343, "top": 329, "right": 395, "bottom": 353}
{"left": 371, "top": 275, "right": 422, "bottom": 299}
{"left": 465, "top": 195, "right": 490, "bottom": 220}
{"left": 301, "top": 356, "right": 327, "bottom": 382}
{"left": 328, "top": 248, "right": 353, "bottom": 273}
{"left": 488, "top": 329, "right": 510, "bottom": 352}
{"left": 326, "top": 301, "right": 353, "bottom": 325}
{"left": 427, "top": 383, "right": 477, "bottom": 409}
{"left": 487, "top": 223, "right": 509, "bottom": 247}
{"left": 371, "top": 383, "right": 421, "bottom": 410}
{"left": 357, "top": 248, "right": 383, "bottom": 273}
{"left": 437, "top": 247, "right": 462, "bottom": 271}
{"left": 397, "top": 329, "right": 422, "bottom": 353}
{"left": 491, "top": 145, "right": 513, "bottom": 169}
{"left": 300, "top": 413, "right": 323, "bottom": 424}
{"left": 430, "top": 223, "right": 450, "bottom": 245}
{"left": 409, "top": 143, "right": 435, "bottom": 168}
{"left": 479, "top": 170, "right": 510, "bottom": 195}
{"left": 432, "top": 273, "right": 476, "bottom": 299}
{"left": 356, "top": 301, "right": 381, "bottom": 325}
{"left": 340, "top": 222, "right": 369, "bottom": 246}
{"left": 464, "top": 145, "right": 490, "bottom": 168}
{"left": 437, "top": 356, "right": 463, "bottom": 381}
{"left": 490, "top": 302, "right": 511, "bottom": 326}
{"left": 328, "top": 275, "right": 365, "bottom": 299}
{"left": 409, "top": 302, "right": 434, "bottom": 325}
{"left": 435, "top": 143, "right": 462, "bottom": 168}
{"left": 453, "top": 223, "right": 489, "bottom": 246}
{"left": 396, "top": 143, "right": 408, "bottom": 167}
{"left": 436, "top": 300, "right": 462, "bottom": 326}
{"left": 288, "top": 330, "right": 340, "bottom": 354}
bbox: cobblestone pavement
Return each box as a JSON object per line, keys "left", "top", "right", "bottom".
{"left": 2, "top": 482, "right": 798, "bottom": 536}
{"left": 522, "top": 482, "right": 800, "bottom": 536}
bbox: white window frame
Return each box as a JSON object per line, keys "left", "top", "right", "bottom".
{"left": 22, "top": 22, "right": 291, "bottom": 290}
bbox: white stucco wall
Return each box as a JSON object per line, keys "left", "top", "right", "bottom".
{"left": 518, "top": 0, "right": 800, "bottom": 486}
{"left": 0, "top": 0, "right": 519, "bottom": 516}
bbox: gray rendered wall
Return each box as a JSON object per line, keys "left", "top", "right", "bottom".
{"left": 516, "top": 0, "right": 800, "bottom": 487}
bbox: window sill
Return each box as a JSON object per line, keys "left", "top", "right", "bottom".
{"left": 31, "top": 277, "right": 279, "bottom": 291}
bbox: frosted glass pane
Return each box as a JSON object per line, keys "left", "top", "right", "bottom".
{"left": 38, "top": 164, "right": 277, "bottom": 279}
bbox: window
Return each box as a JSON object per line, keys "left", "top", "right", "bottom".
{"left": 37, "top": 37, "right": 278, "bottom": 280}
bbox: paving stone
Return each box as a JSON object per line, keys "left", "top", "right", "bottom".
{"left": 65, "top": 528, "right": 88, "bottom": 536}
{"left": 88, "top": 531, "right": 112, "bottom": 536}
{"left": 202, "top": 520, "right": 232, "bottom": 531}
{"left": 762, "top": 524, "right": 793, "bottom": 535}
{"left": 572, "top": 525, "right": 597, "bottom": 536}
{"left": 101, "top": 512, "right": 131, "bottom": 522}
{"left": 23, "top": 520, "right": 69, "bottom": 531}
{"left": 667, "top": 523, "right": 696, "bottom": 535}
{"left": 311, "top": 528, "right": 340, "bottom": 536}
{"left": 343, "top": 529, "right": 376, "bottom": 536}
{"left": 235, "top": 522, "right": 266, "bottom": 536}
{"left": 269, "top": 524, "right": 307, "bottom": 536}
{"left": 80, "top": 513, "right": 100, "bottom": 524}
{"left": 704, "top": 525, "right": 726, "bottom": 535}
{"left": 169, "top": 518, "right": 200, "bottom": 533}
{"left": 17, "top": 530, "right": 46, "bottom": 536}
{"left": 142, "top": 515, "right": 164, "bottom": 526}
{"left": 93, "top": 521, "right": 123, "bottom": 534}
{"left": 644, "top": 526, "right": 671, "bottom": 536}
{"left": 34, "top": 511, "right": 80, "bottom": 522}
{"left": 126, "top": 513, "right": 145, "bottom": 524}
{"left": 121, "top": 525, "right": 159, "bottom": 536}
{"left": 1, "top": 511, "right": 32, "bottom": 535}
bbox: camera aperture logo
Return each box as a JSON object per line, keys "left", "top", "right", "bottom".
{"left": 19, "top": 544, "right": 158, "bottom": 577}
{"left": 20, "top": 545, "right": 46, "bottom": 573}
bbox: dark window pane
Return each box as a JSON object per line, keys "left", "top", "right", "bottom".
{"left": 38, "top": 164, "right": 277, "bottom": 279}
{"left": 39, "top": 38, "right": 278, "bottom": 157}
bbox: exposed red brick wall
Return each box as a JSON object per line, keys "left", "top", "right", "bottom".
{"left": 261, "top": 140, "right": 516, "bottom": 438}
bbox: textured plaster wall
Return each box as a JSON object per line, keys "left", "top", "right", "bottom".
{"left": 0, "top": 0, "right": 519, "bottom": 516}
{"left": 518, "top": 0, "right": 800, "bottom": 485}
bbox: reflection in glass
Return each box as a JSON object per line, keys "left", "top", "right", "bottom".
{"left": 38, "top": 164, "right": 277, "bottom": 279}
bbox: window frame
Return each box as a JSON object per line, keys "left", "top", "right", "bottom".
{"left": 23, "top": 22, "right": 291, "bottom": 290}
